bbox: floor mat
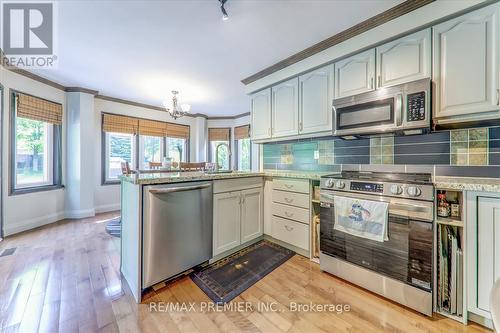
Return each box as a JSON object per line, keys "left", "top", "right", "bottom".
{"left": 191, "top": 240, "right": 294, "bottom": 304}
{"left": 105, "top": 217, "right": 121, "bottom": 238}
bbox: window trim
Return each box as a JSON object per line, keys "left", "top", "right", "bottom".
{"left": 9, "top": 90, "right": 63, "bottom": 196}
{"left": 234, "top": 137, "right": 252, "bottom": 171}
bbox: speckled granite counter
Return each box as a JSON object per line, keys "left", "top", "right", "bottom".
{"left": 121, "top": 171, "right": 266, "bottom": 185}
{"left": 434, "top": 176, "right": 500, "bottom": 193}
{"left": 121, "top": 170, "right": 333, "bottom": 185}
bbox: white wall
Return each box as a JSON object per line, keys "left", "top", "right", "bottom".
{"left": 0, "top": 67, "right": 67, "bottom": 235}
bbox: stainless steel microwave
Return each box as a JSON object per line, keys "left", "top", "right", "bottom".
{"left": 333, "top": 78, "right": 431, "bottom": 137}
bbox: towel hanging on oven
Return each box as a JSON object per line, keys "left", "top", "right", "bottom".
{"left": 333, "top": 196, "right": 389, "bottom": 242}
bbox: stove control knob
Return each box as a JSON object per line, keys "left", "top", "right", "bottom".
{"left": 335, "top": 181, "right": 346, "bottom": 189}
{"left": 390, "top": 184, "right": 403, "bottom": 195}
{"left": 325, "top": 179, "right": 335, "bottom": 188}
{"left": 407, "top": 186, "right": 422, "bottom": 197}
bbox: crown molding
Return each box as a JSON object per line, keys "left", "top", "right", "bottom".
{"left": 241, "top": 0, "right": 434, "bottom": 85}
{"left": 65, "top": 87, "right": 99, "bottom": 95}
{"left": 207, "top": 112, "right": 250, "bottom": 120}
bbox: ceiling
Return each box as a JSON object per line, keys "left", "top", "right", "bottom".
{"left": 31, "top": 0, "right": 403, "bottom": 117}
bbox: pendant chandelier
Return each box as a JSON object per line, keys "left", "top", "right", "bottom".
{"left": 164, "top": 90, "right": 191, "bottom": 120}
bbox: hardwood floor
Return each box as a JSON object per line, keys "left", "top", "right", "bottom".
{"left": 0, "top": 213, "right": 492, "bottom": 333}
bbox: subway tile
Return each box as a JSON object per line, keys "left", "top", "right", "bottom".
{"left": 395, "top": 131, "right": 450, "bottom": 145}
{"left": 335, "top": 146, "right": 370, "bottom": 156}
{"left": 335, "top": 155, "right": 369, "bottom": 165}
{"left": 489, "top": 152, "right": 500, "bottom": 166}
{"left": 435, "top": 166, "right": 500, "bottom": 178}
{"left": 395, "top": 154, "right": 450, "bottom": 165}
{"left": 360, "top": 164, "right": 405, "bottom": 173}
{"left": 489, "top": 127, "right": 500, "bottom": 140}
{"left": 334, "top": 138, "right": 370, "bottom": 148}
{"left": 394, "top": 142, "right": 450, "bottom": 155}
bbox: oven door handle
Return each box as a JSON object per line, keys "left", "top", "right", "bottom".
{"left": 389, "top": 203, "right": 429, "bottom": 213}
{"left": 395, "top": 93, "right": 403, "bottom": 127}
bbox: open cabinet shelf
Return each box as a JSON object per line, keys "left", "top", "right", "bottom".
{"left": 434, "top": 188, "right": 467, "bottom": 324}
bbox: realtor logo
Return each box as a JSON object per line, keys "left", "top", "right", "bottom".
{"left": 1, "top": 1, "right": 57, "bottom": 68}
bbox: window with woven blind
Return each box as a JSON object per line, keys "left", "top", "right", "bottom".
{"left": 166, "top": 123, "right": 190, "bottom": 139}
{"left": 208, "top": 128, "right": 230, "bottom": 141}
{"left": 102, "top": 114, "right": 139, "bottom": 134}
{"left": 234, "top": 125, "right": 250, "bottom": 140}
{"left": 16, "top": 93, "right": 63, "bottom": 124}
{"left": 138, "top": 119, "right": 167, "bottom": 137}
{"left": 11, "top": 92, "right": 63, "bottom": 193}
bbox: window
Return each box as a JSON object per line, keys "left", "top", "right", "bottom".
{"left": 208, "top": 128, "right": 231, "bottom": 171}
{"left": 105, "top": 132, "right": 136, "bottom": 182}
{"left": 166, "top": 137, "right": 187, "bottom": 165}
{"left": 11, "top": 92, "right": 62, "bottom": 194}
{"left": 234, "top": 125, "right": 251, "bottom": 171}
{"left": 210, "top": 141, "right": 230, "bottom": 170}
{"left": 236, "top": 138, "right": 251, "bottom": 171}
{"left": 139, "top": 135, "right": 163, "bottom": 169}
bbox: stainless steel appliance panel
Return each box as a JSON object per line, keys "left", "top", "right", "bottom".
{"left": 142, "top": 182, "right": 213, "bottom": 288}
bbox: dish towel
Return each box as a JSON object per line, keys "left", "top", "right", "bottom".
{"left": 334, "top": 196, "right": 389, "bottom": 242}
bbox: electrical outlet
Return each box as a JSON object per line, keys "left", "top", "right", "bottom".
{"left": 314, "top": 150, "right": 319, "bottom": 160}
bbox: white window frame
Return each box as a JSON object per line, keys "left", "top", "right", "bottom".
{"left": 166, "top": 137, "right": 187, "bottom": 164}
{"left": 236, "top": 138, "right": 251, "bottom": 171}
{"left": 104, "top": 132, "right": 136, "bottom": 182}
{"left": 139, "top": 135, "right": 164, "bottom": 170}
{"left": 14, "top": 119, "right": 54, "bottom": 189}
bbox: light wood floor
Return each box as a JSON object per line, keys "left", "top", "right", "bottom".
{"left": 0, "top": 212, "right": 492, "bottom": 333}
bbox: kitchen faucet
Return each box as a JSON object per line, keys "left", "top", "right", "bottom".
{"left": 215, "top": 142, "right": 231, "bottom": 170}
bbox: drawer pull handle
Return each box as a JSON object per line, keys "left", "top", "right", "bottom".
{"left": 284, "top": 225, "right": 294, "bottom": 232}
{"left": 284, "top": 211, "right": 294, "bottom": 217}
{"left": 284, "top": 184, "right": 294, "bottom": 189}
{"left": 284, "top": 197, "right": 294, "bottom": 203}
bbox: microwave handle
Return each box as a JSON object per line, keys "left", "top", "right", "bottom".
{"left": 395, "top": 94, "right": 403, "bottom": 126}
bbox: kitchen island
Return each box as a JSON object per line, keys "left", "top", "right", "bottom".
{"left": 120, "top": 171, "right": 266, "bottom": 302}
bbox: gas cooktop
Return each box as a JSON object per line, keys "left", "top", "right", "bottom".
{"left": 322, "top": 171, "right": 432, "bottom": 185}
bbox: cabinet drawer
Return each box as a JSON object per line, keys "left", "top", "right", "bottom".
{"left": 272, "top": 216, "right": 309, "bottom": 251}
{"left": 272, "top": 203, "right": 309, "bottom": 224}
{"left": 273, "top": 178, "right": 310, "bottom": 194}
{"left": 273, "top": 190, "right": 310, "bottom": 209}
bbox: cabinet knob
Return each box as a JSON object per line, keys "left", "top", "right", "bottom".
{"left": 284, "top": 211, "right": 294, "bottom": 218}
{"left": 284, "top": 197, "right": 293, "bottom": 203}
{"left": 284, "top": 225, "right": 294, "bottom": 232}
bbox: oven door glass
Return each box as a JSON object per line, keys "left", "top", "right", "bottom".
{"left": 320, "top": 203, "right": 432, "bottom": 291}
{"left": 335, "top": 97, "right": 394, "bottom": 131}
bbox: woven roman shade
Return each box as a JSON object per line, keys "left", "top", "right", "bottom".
{"left": 166, "top": 123, "right": 190, "bottom": 139}
{"left": 234, "top": 125, "right": 250, "bottom": 140}
{"left": 102, "top": 114, "right": 139, "bottom": 134}
{"left": 208, "top": 128, "right": 230, "bottom": 141}
{"left": 138, "top": 119, "right": 167, "bottom": 137}
{"left": 16, "top": 93, "right": 63, "bottom": 125}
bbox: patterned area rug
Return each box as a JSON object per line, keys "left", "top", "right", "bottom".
{"left": 191, "top": 240, "right": 294, "bottom": 304}
{"left": 105, "top": 217, "right": 121, "bottom": 238}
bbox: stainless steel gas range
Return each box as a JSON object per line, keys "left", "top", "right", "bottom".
{"left": 319, "top": 171, "right": 434, "bottom": 316}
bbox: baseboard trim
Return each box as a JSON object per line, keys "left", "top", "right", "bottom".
{"left": 468, "top": 312, "right": 494, "bottom": 330}
{"left": 95, "top": 203, "right": 120, "bottom": 214}
{"left": 64, "top": 208, "right": 96, "bottom": 219}
{"left": 3, "top": 211, "right": 65, "bottom": 236}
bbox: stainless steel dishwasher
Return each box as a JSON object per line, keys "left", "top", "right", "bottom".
{"left": 142, "top": 181, "right": 213, "bottom": 288}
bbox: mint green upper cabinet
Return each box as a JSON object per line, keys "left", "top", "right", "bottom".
{"left": 299, "top": 65, "right": 334, "bottom": 134}
{"left": 433, "top": 3, "right": 500, "bottom": 122}
{"left": 334, "top": 49, "right": 375, "bottom": 99}
{"left": 272, "top": 77, "right": 299, "bottom": 138}
{"left": 376, "top": 29, "right": 431, "bottom": 88}
{"left": 250, "top": 88, "right": 272, "bottom": 140}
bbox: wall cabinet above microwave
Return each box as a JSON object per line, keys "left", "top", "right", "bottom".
{"left": 433, "top": 3, "right": 500, "bottom": 127}
{"left": 251, "top": 66, "right": 333, "bottom": 141}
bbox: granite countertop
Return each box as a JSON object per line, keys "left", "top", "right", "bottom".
{"left": 121, "top": 170, "right": 333, "bottom": 185}
{"left": 434, "top": 176, "right": 500, "bottom": 193}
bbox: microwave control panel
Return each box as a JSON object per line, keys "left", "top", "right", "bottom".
{"left": 407, "top": 91, "right": 426, "bottom": 122}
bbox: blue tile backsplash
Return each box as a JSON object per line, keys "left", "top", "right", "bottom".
{"left": 262, "top": 127, "right": 500, "bottom": 172}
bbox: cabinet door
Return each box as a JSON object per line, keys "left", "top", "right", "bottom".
{"left": 272, "top": 78, "right": 299, "bottom": 138}
{"left": 213, "top": 192, "right": 241, "bottom": 256}
{"left": 251, "top": 89, "right": 272, "bottom": 140}
{"left": 334, "top": 49, "right": 375, "bottom": 99}
{"left": 376, "top": 29, "right": 431, "bottom": 88}
{"left": 433, "top": 3, "right": 500, "bottom": 119}
{"left": 476, "top": 197, "right": 500, "bottom": 313}
{"left": 241, "top": 187, "right": 263, "bottom": 243}
{"left": 299, "top": 65, "right": 334, "bottom": 134}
